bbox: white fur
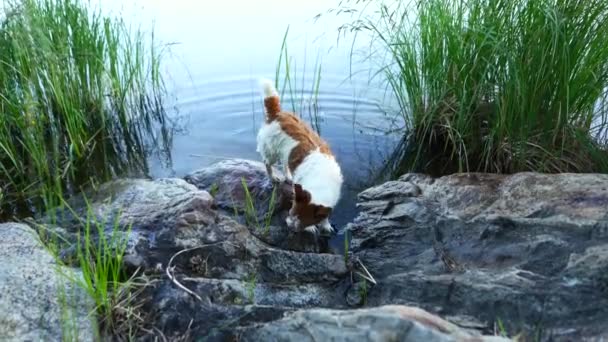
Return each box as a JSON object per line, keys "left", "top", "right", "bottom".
{"left": 318, "top": 218, "right": 334, "bottom": 234}
{"left": 256, "top": 79, "right": 343, "bottom": 234}
{"left": 292, "top": 150, "right": 343, "bottom": 208}
{"left": 259, "top": 78, "right": 279, "bottom": 98}
{"left": 256, "top": 120, "right": 299, "bottom": 168}
{"left": 257, "top": 123, "right": 343, "bottom": 209}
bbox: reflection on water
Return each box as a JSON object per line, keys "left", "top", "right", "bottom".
{"left": 98, "top": 0, "right": 400, "bottom": 244}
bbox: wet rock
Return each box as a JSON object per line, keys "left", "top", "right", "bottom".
{"left": 185, "top": 159, "right": 331, "bottom": 253}
{"left": 30, "top": 167, "right": 608, "bottom": 340}
{"left": 237, "top": 305, "right": 509, "bottom": 342}
{"left": 184, "top": 158, "right": 292, "bottom": 216}
{"left": 39, "top": 177, "right": 351, "bottom": 340}
{"left": 0, "top": 223, "right": 94, "bottom": 342}
{"left": 348, "top": 172, "right": 608, "bottom": 341}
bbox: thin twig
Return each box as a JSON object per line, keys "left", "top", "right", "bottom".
{"left": 165, "top": 242, "right": 239, "bottom": 301}
{"left": 165, "top": 244, "right": 221, "bottom": 301}
{"left": 356, "top": 259, "right": 377, "bottom": 285}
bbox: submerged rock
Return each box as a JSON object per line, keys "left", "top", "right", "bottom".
{"left": 0, "top": 223, "right": 94, "bottom": 342}
{"left": 349, "top": 172, "right": 608, "bottom": 341}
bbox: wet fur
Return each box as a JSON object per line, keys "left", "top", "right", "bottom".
{"left": 256, "top": 79, "right": 343, "bottom": 234}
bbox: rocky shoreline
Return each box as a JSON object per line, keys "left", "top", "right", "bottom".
{"left": 1, "top": 159, "right": 607, "bottom": 341}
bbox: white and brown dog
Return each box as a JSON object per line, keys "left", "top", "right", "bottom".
{"left": 256, "top": 79, "right": 343, "bottom": 235}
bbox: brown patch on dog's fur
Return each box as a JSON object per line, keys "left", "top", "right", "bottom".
{"left": 277, "top": 112, "right": 332, "bottom": 171}
{"left": 263, "top": 94, "right": 332, "bottom": 172}
{"left": 291, "top": 184, "right": 332, "bottom": 229}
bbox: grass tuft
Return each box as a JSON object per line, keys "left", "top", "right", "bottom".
{"left": 240, "top": 177, "right": 276, "bottom": 235}
{"left": 245, "top": 272, "right": 257, "bottom": 304}
{"left": 0, "top": 0, "right": 172, "bottom": 219}
{"left": 342, "top": 0, "right": 608, "bottom": 176}
{"left": 48, "top": 195, "right": 155, "bottom": 340}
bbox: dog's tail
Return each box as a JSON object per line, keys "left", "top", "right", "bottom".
{"left": 260, "top": 78, "right": 281, "bottom": 122}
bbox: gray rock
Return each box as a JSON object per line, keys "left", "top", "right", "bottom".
{"left": 185, "top": 159, "right": 331, "bottom": 253}
{"left": 0, "top": 223, "right": 95, "bottom": 342}
{"left": 184, "top": 158, "right": 292, "bottom": 216}
{"left": 31, "top": 167, "right": 608, "bottom": 341}
{"left": 349, "top": 172, "right": 608, "bottom": 341}
{"left": 239, "top": 305, "right": 509, "bottom": 342}
{"left": 414, "top": 172, "right": 608, "bottom": 225}
{"left": 40, "top": 177, "right": 351, "bottom": 340}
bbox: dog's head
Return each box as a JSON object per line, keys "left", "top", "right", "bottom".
{"left": 286, "top": 183, "right": 332, "bottom": 230}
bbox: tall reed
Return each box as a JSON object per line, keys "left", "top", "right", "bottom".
{"left": 0, "top": 0, "right": 172, "bottom": 219}
{"left": 341, "top": 0, "right": 608, "bottom": 176}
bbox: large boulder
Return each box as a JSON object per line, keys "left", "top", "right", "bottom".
{"left": 0, "top": 223, "right": 94, "bottom": 342}
{"left": 348, "top": 172, "right": 608, "bottom": 341}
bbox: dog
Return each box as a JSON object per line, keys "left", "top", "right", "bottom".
{"left": 256, "top": 79, "right": 343, "bottom": 235}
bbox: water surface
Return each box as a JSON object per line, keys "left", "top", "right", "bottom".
{"left": 100, "top": 0, "right": 399, "bottom": 241}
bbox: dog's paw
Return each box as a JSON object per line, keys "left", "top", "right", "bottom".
{"left": 319, "top": 223, "right": 334, "bottom": 236}
{"left": 285, "top": 216, "right": 296, "bottom": 230}
{"left": 317, "top": 220, "right": 335, "bottom": 236}
{"left": 303, "top": 225, "right": 319, "bottom": 235}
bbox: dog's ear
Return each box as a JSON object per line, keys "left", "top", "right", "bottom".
{"left": 294, "top": 183, "right": 311, "bottom": 203}
{"left": 315, "top": 205, "right": 332, "bottom": 219}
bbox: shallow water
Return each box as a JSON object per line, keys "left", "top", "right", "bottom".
{"left": 99, "top": 0, "right": 399, "bottom": 245}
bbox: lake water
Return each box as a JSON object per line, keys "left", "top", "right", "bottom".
{"left": 99, "top": 0, "right": 399, "bottom": 241}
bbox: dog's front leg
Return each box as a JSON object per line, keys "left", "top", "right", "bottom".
{"left": 265, "top": 163, "right": 281, "bottom": 185}
{"left": 317, "top": 218, "right": 335, "bottom": 236}
{"left": 283, "top": 165, "right": 293, "bottom": 184}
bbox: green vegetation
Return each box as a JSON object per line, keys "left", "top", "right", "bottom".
{"left": 240, "top": 177, "right": 276, "bottom": 235}
{"left": 344, "top": 0, "right": 608, "bottom": 176}
{"left": 0, "top": 0, "right": 172, "bottom": 219}
{"left": 358, "top": 280, "right": 368, "bottom": 306}
{"left": 245, "top": 272, "right": 258, "bottom": 304}
{"left": 495, "top": 318, "right": 508, "bottom": 337}
{"left": 53, "top": 199, "right": 137, "bottom": 339}
{"left": 209, "top": 182, "right": 219, "bottom": 197}
{"left": 343, "top": 229, "right": 350, "bottom": 263}
{"left": 0, "top": 0, "right": 168, "bottom": 338}
{"left": 275, "top": 27, "right": 323, "bottom": 134}
{"left": 47, "top": 197, "right": 151, "bottom": 340}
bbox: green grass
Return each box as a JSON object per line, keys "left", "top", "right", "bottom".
{"left": 358, "top": 280, "right": 368, "bottom": 306}
{"left": 343, "top": 0, "right": 608, "bottom": 176}
{"left": 240, "top": 177, "right": 276, "bottom": 235}
{"left": 343, "top": 229, "right": 350, "bottom": 263}
{"left": 56, "top": 199, "right": 133, "bottom": 336}
{"left": 495, "top": 318, "right": 508, "bottom": 337}
{"left": 47, "top": 195, "right": 151, "bottom": 340}
{"left": 245, "top": 272, "right": 258, "bottom": 304}
{"left": 0, "top": 0, "right": 172, "bottom": 220}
